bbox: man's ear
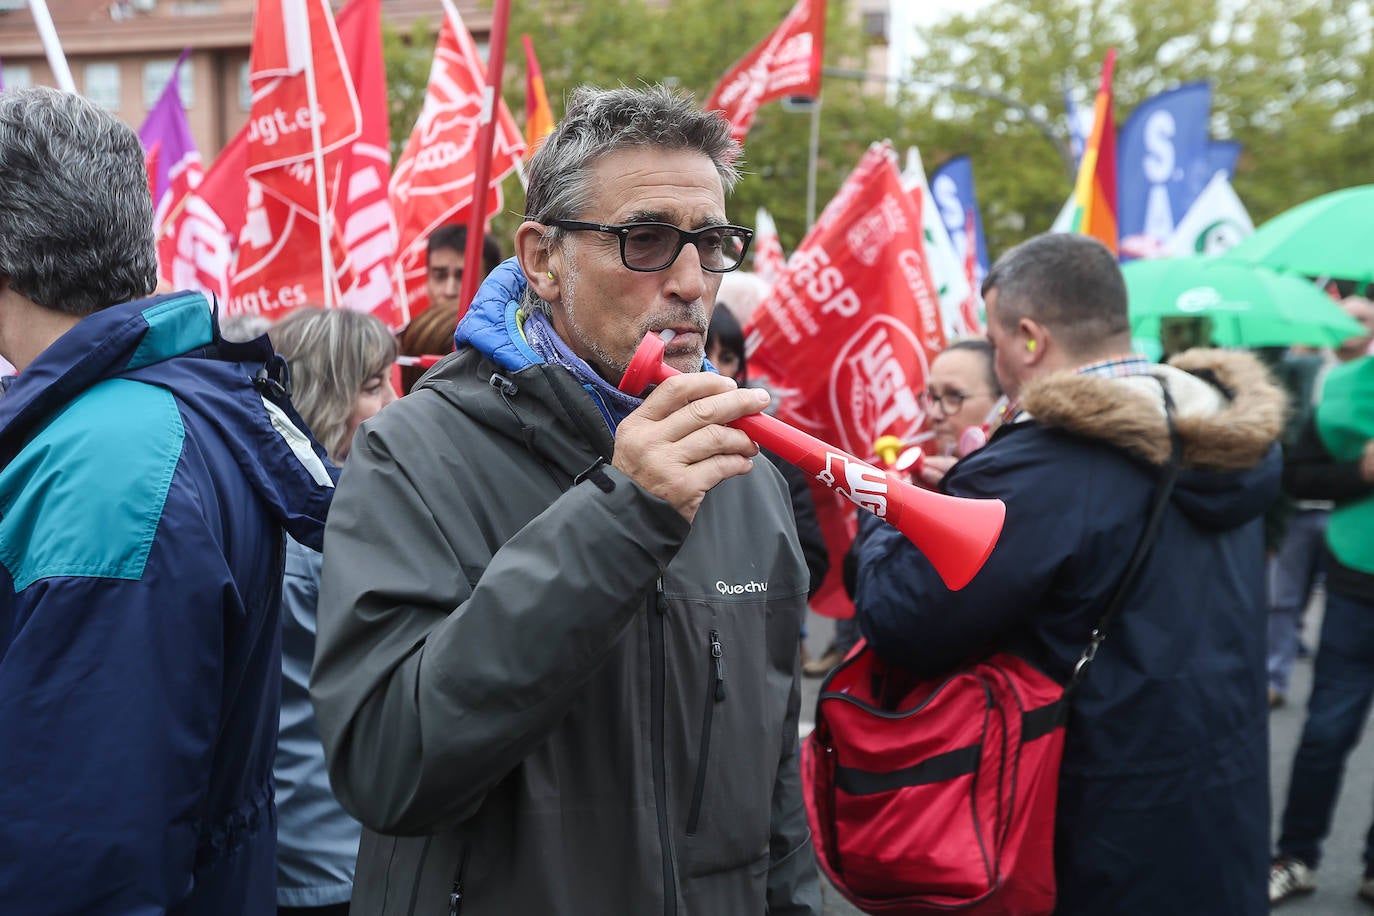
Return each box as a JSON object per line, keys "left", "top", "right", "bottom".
{"left": 1019, "top": 317, "right": 1050, "bottom": 366}
{"left": 516, "top": 221, "right": 562, "bottom": 303}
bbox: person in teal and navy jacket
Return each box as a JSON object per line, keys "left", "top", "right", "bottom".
{"left": 0, "top": 88, "right": 336, "bottom": 914}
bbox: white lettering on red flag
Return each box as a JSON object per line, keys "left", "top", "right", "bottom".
{"left": 705, "top": 0, "right": 826, "bottom": 145}
{"left": 390, "top": 0, "right": 525, "bottom": 320}
{"left": 246, "top": 0, "right": 362, "bottom": 216}
{"left": 745, "top": 142, "right": 946, "bottom": 618}
{"left": 163, "top": 0, "right": 399, "bottom": 327}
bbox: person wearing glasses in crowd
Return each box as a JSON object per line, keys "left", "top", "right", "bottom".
{"left": 310, "top": 85, "right": 821, "bottom": 916}
{"left": 914, "top": 339, "right": 1003, "bottom": 488}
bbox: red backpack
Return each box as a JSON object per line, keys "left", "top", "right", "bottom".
{"left": 802, "top": 649, "right": 1065, "bottom": 915}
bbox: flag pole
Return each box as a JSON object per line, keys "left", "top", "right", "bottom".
{"left": 805, "top": 93, "right": 822, "bottom": 228}
{"left": 294, "top": 0, "right": 338, "bottom": 309}
{"left": 458, "top": 0, "right": 512, "bottom": 315}
{"left": 27, "top": 0, "right": 76, "bottom": 93}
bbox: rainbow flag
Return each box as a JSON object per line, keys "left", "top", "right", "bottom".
{"left": 1069, "top": 48, "right": 1118, "bottom": 255}
{"left": 522, "top": 34, "right": 555, "bottom": 152}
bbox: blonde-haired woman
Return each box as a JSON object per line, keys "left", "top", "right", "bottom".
{"left": 269, "top": 307, "right": 397, "bottom": 916}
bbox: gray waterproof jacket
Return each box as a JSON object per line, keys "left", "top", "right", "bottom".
{"left": 311, "top": 262, "right": 821, "bottom": 916}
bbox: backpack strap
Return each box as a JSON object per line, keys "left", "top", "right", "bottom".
{"left": 1067, "top": 386, "right": 1182, "bottom": 691}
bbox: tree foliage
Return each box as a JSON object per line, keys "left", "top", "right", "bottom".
{"left": 380, "top": 0, "right": 1374, "bottom": 260}
{"left": 899, "top": 0, "right": 1374, "bottom": 255}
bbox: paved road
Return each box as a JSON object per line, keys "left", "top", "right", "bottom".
{"left": 800, "top": 591, "right": 1374, "bottom": 915}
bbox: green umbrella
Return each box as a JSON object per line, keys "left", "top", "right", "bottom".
{"left": 1226, "top": 184, "right": 1374, "bottom": 283}
{"left": 1122, "top": 257, "right": 1365, "bottom": 348}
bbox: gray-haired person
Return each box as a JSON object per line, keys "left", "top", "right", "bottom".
{"left": 311, "top": 85, "right": 822, "bottom": 915}
{"left": 0, "top": 88, "right": 333, "bottom": 914}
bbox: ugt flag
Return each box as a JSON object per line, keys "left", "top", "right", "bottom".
{"left": 138, "top": 49, "right": 203, "bottom": 291}
{"left": 332, "top": 0, "right": 400, "bottom": 326}
{"left": 705, "top": 0, "right": 826, "bottom": 145}
{"left": 1117, "top": 82, "right": 1212, "bottom": 260}
{"left": 245, "top": 0, "right": 362, "bottom": 217}
{"left": 747, "top": 143, "right": 946, "bottom": 619}
{"left": 390, "top": 0, "right": 525, "bottom": 321}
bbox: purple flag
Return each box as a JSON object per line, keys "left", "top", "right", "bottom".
{"left": 137, "top": 49, "right": 200, "bottom": 219}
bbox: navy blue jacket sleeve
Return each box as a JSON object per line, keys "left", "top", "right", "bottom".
{"left": 853, "top": 428, "right": 1146, "bottom": 680}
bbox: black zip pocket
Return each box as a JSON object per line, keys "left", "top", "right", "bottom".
{"left": 686, "top": 629, "right": 726, "bottom": 835}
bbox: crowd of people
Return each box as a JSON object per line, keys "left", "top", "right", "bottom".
{"left": 0, "top": 81, "right": 1370, "bottom": 916}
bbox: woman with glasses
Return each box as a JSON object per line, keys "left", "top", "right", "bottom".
{"left": 916, "top": 339, "right": 1002, "bottom": 487}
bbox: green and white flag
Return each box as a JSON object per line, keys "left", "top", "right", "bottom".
{"left": 900, "top": 147, "right": 972, "bottom": 341}
{"left": 1164, "top": 171, "right": 1254, "bottom": 257}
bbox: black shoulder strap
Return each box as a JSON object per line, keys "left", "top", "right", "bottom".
{"left": 1068, "top": 387, "right": 1182, "bottom": 690}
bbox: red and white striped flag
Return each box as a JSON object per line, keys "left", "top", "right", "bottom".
{"left": 389, "top": 0, "right": 525, "bottom": 321}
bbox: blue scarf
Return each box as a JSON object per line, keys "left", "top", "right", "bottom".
{"left": 522, "top": 309, "right": 644, "bottom": 431}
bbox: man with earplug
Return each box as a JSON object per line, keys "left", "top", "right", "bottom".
{"left": 854, "top": 233, "right": 1284, "bottom": 915}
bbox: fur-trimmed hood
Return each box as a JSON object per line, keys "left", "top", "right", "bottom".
{"left": 1019, "top": 349, "right": 1285, "bottom": 472}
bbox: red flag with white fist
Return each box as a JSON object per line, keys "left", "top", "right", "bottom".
{"left": 390, "top": 0, "right": 525, "bottom": 322}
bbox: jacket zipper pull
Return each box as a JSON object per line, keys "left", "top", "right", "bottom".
{"left": 711, "top": 629, "right": 726, "bottom": 701}
{"left": 448, "top": 882, "right": 463, "bottom": 916}
{"left": 656, "top": 577, "right": 667, "bottom": 615}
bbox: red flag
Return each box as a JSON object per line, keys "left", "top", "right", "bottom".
{"left": 333, "top": 0, "right": 401, "bottom": 327}
{"left": 159, "top": 130, "right": 245, "bottom": 304}
{"left": 746, "top": 143, "right": 946, "bottom": 618}
{"left": 245, "top": 0, "right": 361, "bottom": 217}
{"left": 705, "top": 0, "right": 826, "bottom": 146}
{"left": 522, "top": 34, "right": 555, "bottom": 152}
{"left": 390, "top": 0, "right": 525, "bottom": 320}
{"left": 167, "top": 0, "right": 397, "bottom": 326}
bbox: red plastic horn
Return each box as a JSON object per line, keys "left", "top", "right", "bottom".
{"left": 619, "top": 333, "right": 1006, "bottom": 590}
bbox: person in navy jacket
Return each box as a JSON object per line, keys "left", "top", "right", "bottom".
{"left": 0, "top": 88, "right": 335, "bottom": 914}
{"left": 855, "top": 233, "right": 1284, "bottom": 915}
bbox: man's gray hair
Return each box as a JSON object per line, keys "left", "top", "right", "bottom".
{"left": 521, "top": 84, "right": 741, "bottom": 315}
{"left": 981, "top": 233, "right": 1130, "bottom": 356}
{"left": 0, "top": 87, "right": 157, "bottom": 316}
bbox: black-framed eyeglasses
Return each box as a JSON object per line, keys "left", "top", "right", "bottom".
{"left": 917, "top": 389, "right": 994, "bottom": 414}
{"left": 548, "top": 219, "right": 754, "bottom": 273}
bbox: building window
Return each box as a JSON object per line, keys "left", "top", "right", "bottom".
{"left": 239, "top": 60, "right": 252, "bottom": 111}
{"left": 85, "top": 62, "right": 122, "bottom": 111}
{"left": 862, "top": 11, "right": 889, "bottom": 42}
{"left": 1, "top": 64, "right": 32, "bottom": 90}
{"left": 144, "top": 59, "right": 193, "bottom": 110}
